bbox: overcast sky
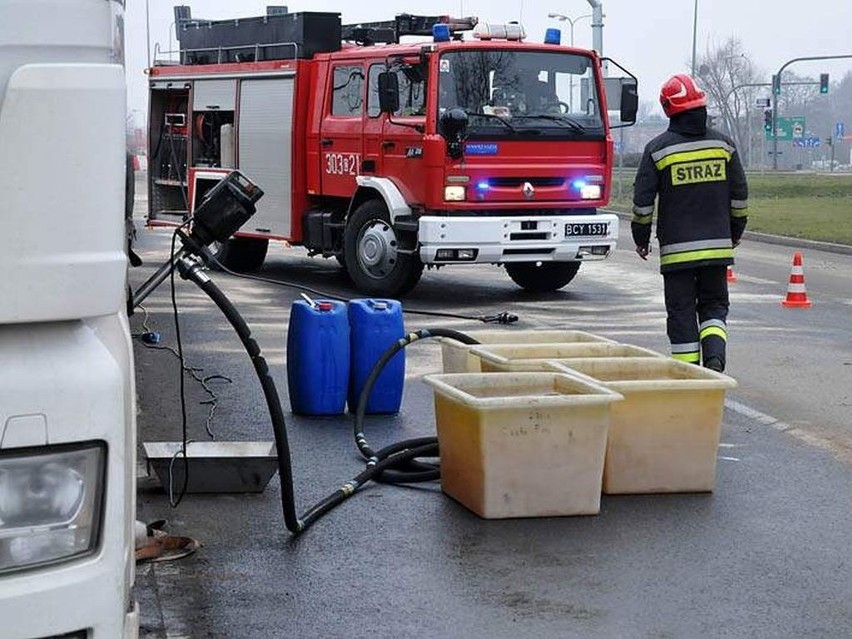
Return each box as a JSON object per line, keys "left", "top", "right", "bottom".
{"left": 125, "top": 0, "right": 852, "bottom": 121}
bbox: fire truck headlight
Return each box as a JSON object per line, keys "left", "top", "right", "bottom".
{"left": 0, "top": 442, "right": 105, "bottom": 574}
{"left": 580, "top": 184, "right": 602, "bottom": 200}
{"left": 444, "top": 185, "right": 467, "bottom": 201}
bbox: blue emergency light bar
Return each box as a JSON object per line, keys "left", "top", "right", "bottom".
{"left": 544, "top": 28, "right": 561, "bottom": 45}
{"left": 433, "top": 23, "right": 451, "bottom": 42}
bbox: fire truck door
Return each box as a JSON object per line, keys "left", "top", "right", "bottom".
{"left": 319, "top": 64, "right": 365, "bottom": 197}
{"left": 362, "top": 63, "right": 386, "bottom": 178}
{"left": 238, "top": 77, "right": 295, "bottom": 238}
{"left": 380, "top": 68, "right": 427, "bottom": 205}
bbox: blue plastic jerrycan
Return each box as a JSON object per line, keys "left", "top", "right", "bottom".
{"left": 287, "top": 299, "right": 349, "bottom": 416}
{"left": 348, "top": 299, "right": 405, "bottom": 414}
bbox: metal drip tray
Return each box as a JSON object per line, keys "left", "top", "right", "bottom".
{"left": 143, "top": 441, "right": 278, "bottom": 494}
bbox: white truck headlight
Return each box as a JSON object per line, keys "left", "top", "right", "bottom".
{"left": 0, "top": 442, "right": 105, "bottom": 574}
{"left": 444, "top": 185, "right": 466, "bottom": 201}
{"left": 580, "top": 184, "right": 602, "bottom": 200}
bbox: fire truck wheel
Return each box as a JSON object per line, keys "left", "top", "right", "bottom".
{"left": 210, "top": 237, "right": 269, "bottom": 273}
{"left": 344, "top": 199, "right": 423, "bottom": 297}
{"left": 505, "top": 261, "right": 581, "bottom": 293}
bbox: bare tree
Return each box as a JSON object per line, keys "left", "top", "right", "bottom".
{"left": 695, "top": 38, "right": 760, "bottom": 164}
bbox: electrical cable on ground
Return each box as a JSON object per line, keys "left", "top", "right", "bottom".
{"left": 135, "top": 337, "right": 232, "bottom": 439}
{"left": 132, "top": 304, "right": 232, "bottom": 440}
{"left": 168, "top": 223, "right": 191, "bottom": 507}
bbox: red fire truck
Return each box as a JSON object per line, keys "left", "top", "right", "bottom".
{"left": 148, "top": 9, "right": 637, "bottom": 296}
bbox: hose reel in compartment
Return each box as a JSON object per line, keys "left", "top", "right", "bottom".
{"left": 149, "top": 86, "right": 191, "bottom": 220}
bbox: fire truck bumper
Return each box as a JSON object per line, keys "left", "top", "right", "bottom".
{"left": 417, "top": 213, "right": 619, "bottom": 264}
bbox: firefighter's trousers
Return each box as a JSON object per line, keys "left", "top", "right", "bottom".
{"left": 663, "top": 265, "right": 729, "bottom": 368}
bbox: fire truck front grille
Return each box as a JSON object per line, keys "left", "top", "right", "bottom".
{"left": 488, "top": 177, "right": 565, "bottom": 188}
{"left": 509, "top": 232, "right": 550, "bottom": 241}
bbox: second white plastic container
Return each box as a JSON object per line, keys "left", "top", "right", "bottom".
{"left": 440, "top": 330, "right": 615, "bottom": 373}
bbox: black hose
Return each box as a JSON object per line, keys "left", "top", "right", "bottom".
{"left": 299, "top": 330, "right": 481, "bottom": 528}
{"left": 178, "top": 258, "right": 303, "bottom": 534}
{"left": 353, "top": 328, "right": 480, "bottom": 483}
{"left": 178, "top": 256, "right": 482, "bottom": 535}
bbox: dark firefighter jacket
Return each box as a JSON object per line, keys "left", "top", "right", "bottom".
{"left": 632, "top": 107, "right": 749, "bottom": 273}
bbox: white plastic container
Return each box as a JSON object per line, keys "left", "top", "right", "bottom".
{"left": 440, "top": 330, "right": 615, "bottom": 374}
{"left": 547, "top": 358, "right": 737, "bottom": 494}
{"left": 473, "top": 342, "right": 664, "bottom": 373}
{"left": 423, "top": 372, "right": 622, "bottom": 519}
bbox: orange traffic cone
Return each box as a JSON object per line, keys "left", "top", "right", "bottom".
{"left": 726, "top": 265, "right": 737, "bottom": 283}
{"left": 781, "top": 252, "right": 811, "bottom": 308}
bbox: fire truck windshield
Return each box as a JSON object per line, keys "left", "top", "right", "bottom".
{"left": 437, "top": 50, "right": 604, "bottom": 137}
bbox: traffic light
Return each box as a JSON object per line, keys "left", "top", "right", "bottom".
{"left": 772, "top": 74, "right": 781, "bottom": 95}
{"left": 820, "top": 73, "right": 829, "bottom": 94}
{"left": 764, "top": 109, "right": 773, "bottom": 132}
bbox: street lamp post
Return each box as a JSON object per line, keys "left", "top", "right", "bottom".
{"left": 547, "top": 12, "right": 592, "bottom": 47}
{"left": 691, "top": 0, "right": 698, "bottom": 76}
{"left": 547, "top": 12, "right": 592, "bottom": 112}
{"left": 145, "top": 0, "right": 151, "bottom": 68}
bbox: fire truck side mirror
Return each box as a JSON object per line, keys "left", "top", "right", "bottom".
{"left": 439, "top": 108, "right": 469, "bottom": 159}
{"left": 378, "top": 72, "right": 400, "bottom": 114}
{"left": 619, "top": 82, "right": 639, "bottom": 124}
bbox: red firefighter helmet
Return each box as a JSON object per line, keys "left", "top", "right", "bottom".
{"left": 659, "top": 74, "right": 707, "bottom": 117}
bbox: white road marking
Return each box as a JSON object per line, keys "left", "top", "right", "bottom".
{"left": 725, "top": 398, "right": 792, "bottom": 431}
{"left": 717, "top": 443, "right": 737, "bottom": 448}
{"left": 718, "top": 456, "right": 741, "bottom": 462}
{"left": 725, "top": 398, "right": 852, "bottom": 465}
{"left": 734, "top": 274, "right": 778, "bottom": 285}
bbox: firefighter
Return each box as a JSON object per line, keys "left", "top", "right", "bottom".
{"left": 632, "top": 74, "right": 748, "bottom": 372}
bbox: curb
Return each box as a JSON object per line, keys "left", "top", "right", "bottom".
{"left": 602, "top": 208, "right": 852, "bottom": 257}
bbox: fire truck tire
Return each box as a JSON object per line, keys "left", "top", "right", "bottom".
{"left": 211, "top": 237, "right": 269, "bottom": 272}
{"left": 505, "top": 261, "right": 581, "bottom": 293}
{"left": 344, "top": 199, "right": 423, "bottom": 297}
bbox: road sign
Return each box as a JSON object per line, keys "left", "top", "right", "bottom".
{"left": 765, "top": 116, "right": 806, "bottom": 141}
{"left": 755, "top": 98, "right": 771, "bottom": 108}
{"left": 836, "top": 122, "right": 845, "bottom": 139}
{"left": 793, "top": 136, "right": 820, "bottom": 148}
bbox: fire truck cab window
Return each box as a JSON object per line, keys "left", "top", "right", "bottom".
{"left": 332, "top": 66, "right": 365, "bottom": 117}
{"left": 438, "top": 50, "right": 603, "bottom": 137}
{"left": 368, "top": 64, "right": 427, "bottom": 118}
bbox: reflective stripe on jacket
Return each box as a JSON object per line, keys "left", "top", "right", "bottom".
{"left": 632, "top": 127, "right": 749, "bottom": 273}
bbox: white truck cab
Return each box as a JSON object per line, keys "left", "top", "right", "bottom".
{"left": 0, "top": 1, "right": 137, "bottom": 636}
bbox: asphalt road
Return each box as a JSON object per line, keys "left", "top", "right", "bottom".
{"left": 130, "top": 189, "right": 852, "bottom": 638}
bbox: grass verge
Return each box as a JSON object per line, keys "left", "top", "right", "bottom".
{"left": 610, "top": 172, "right": 852, "bottom": 245}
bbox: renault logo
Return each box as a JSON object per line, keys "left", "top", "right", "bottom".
{"left": 522, "top": 181, "right": 535, "bottom": 200}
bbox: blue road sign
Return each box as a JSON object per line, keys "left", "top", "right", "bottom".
{"left": 793, "top": 136, "right": 821, "bottom": 148}
{"left": 836, "top": 122, "right": 845, "bottom": 139}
